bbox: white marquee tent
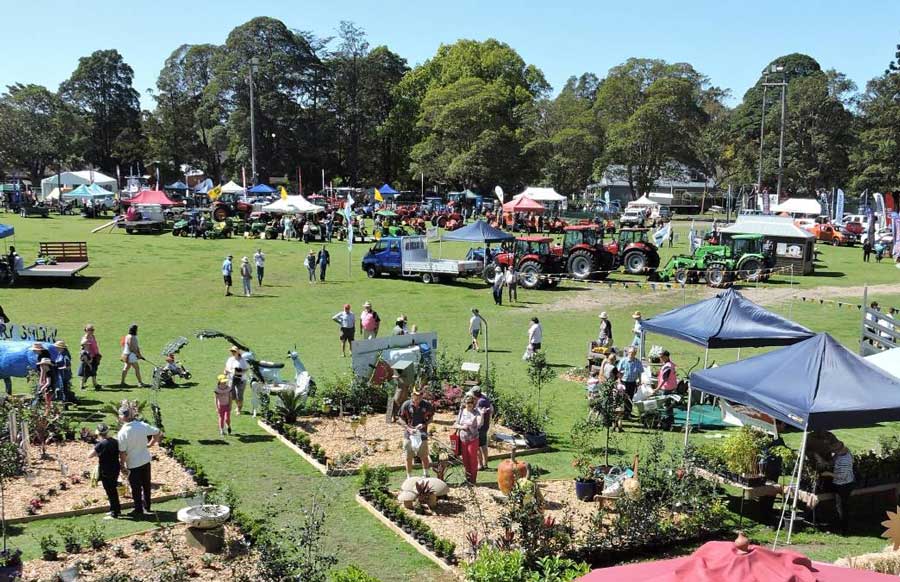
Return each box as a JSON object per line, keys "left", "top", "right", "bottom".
{"left": 262, "top": 195, "right": 324, "bottom": 214}
{"left": 221, "top": 180, "right": 245, "bottom": 194}
{"left": 40, "top": 171, "right": 117, "bottom": 200}
{"left": 514, "top": 186, "right": 566, "bottom": 202}
{"left": 866, "top": 347, "right": 900, "bottom": 379}
{"left": 771, "top": 198, "right": 822, "bottom": 216}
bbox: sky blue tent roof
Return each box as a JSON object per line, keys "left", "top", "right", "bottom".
{"left": 642, "top": 288, "right": 814, "bottom": 348}
{"left": 378, "top": 183, "right": 398, "bottom": 195}
{"left": 193, "top": 178, "right": 214, "bottom": 193}
{"left": 441, "top": 219, "right": 515, "bottom": 243}
{"left": 0, "top": 224, "right": 13, "bottom": 239}
{"left": 66, "top": 184, "right": 113, "bottom": 199}
{"left": 248, "top": 183, "right": 276, "bottom": 194}
{"left": 690, "top": 333, "right": 900, "bottom": 430}
{"left": 165, "top": 181, "right": 189, "bottom": 190}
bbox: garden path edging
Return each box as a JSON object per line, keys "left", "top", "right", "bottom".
{"left": 7, "top": 491, "right": 198, "bottom": 524}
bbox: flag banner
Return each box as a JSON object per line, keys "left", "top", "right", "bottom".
{"left": 208, "top": 186, "right": 222, "bottom": 201}
{"left": 688, "top": 220, "right": 698, "bottom": 253}
{"left": 762, "top": 190, "right": 770, "bottom": 214}
{"left": 652, "top": 222, "right": 671, "bottom": 247}
{"left": 374, "top": 188, "right": 383, "bottom": 203}
{"left": 875, "top": 192, "right": 887, "bottom": 229}
{"left": 835, "top": 188, "right": 845, "bottom": 222}
{"left": 867, "top": 208, "right": 876, "bottom": 242}
{"left": 280, "top": 186, "right": 288, "bottom": 200}
{"left": 242, "top": 166, "right": 247, "bottom": 191}
{"left": 604, "top": 190, "right": 611, "bottom": 208}
{"left": 344, "top": 193, "right": 355, "bottom": 252}
{"left": 892, "top": 212, "right": 900, "bottom": 258}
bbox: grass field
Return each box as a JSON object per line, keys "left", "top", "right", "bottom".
{"left": 1, "top": 211, "right": 899, "bottom": 577}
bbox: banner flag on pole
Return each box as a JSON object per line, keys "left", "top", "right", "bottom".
{"left": 374, "top": 188, "right": 384, "bottom": 203}
{"left": 688, "top": 220, "right": 697, "bottom": 253}
{"left": 242, "top": 166, "right": 247, "bottom": 192}
{"left": 344, "top": 193, "right": 355, "bottom": 253}
{"left": 651, "top": 222, "right": 671, "bottom": 247}
{"left": 280, "top": 186, "right": 288, "bottom": 200}
{"left": 835, "top": 188, "right": 845, "bottom": 223}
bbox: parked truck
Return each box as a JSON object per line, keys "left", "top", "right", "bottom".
{"left": 362, "top": 236, "right": 483, "bottom": 284}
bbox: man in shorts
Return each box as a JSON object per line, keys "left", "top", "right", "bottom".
{"left": 467, "top": 308, "right": 482, "bottom": 352}
{"left": 332, "top": 304, "right": 356, "bottom": 357}
{"left": 398, "top": 389, "right": 434, "bottom": 478}
{"left": 224, "top": 346, "right": 249, "bottom": 415}
{"left": 222, "top": 255, "right": 233, "bottom": 296}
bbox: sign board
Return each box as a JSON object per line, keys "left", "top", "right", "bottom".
{"left": 0, "top": 323, "right": 58, "bottom": 343}
{"left": 426, "top": 226, "right": 439, "bottom": 240}
{"left": 350, "top": 332, "right": 438, "bottom": 379}
{"left": 775, "top": 242, "right": 803, "bottom": 259}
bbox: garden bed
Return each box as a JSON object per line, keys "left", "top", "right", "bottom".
{"left": 270, "top": 412, "right": 547, "bottom": 474}
{"left": 21, "top": 523, "right": 258, "bottom": 582}
{"left": 5, "top": 440, "right": 197, "bottom": 522}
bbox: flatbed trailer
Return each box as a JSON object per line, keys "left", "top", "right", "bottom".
{"left": 362, "top": 235, "right": 482, "bottom": 284}
{"left": 16, "top": 242, "right": 89, "bottom": 279}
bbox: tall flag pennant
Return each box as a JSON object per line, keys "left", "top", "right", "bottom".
{"left": 344, "top": 193, "right": 355, "bottom": 252}
{"left": 652, "top": 222, "right": 672, "bottom": 247}
{"left": 892, "top": 212, "right": 900, "bottom": 259}
{"left": 155, "top": 167, "right": 160, "bottom": 190}
{"left": 688, "top": 220, "right": 698, "bottom": 253}
{"left": 207, "top": 185, "right": 222, "bottom": 201}
{"left": 242, "top": 166, "right": 247, "bottom": 192}
{"left": 875, "top": 192, "right": 887, "bottom": 230}
{"left": 835, "top": 188, "right": 845, "bottom": 222}
{"left": 280, "top": 186, "right": 289, "bottom": 200}
{"left": 374, "top": 188, "right": 384, "bottom": 203}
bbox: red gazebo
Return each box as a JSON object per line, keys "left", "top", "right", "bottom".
{"left": 502, "top": 197, "right": 545, "bottom": 214}
{"left": 125, "top": 190, "right": 178, "bottom": 206}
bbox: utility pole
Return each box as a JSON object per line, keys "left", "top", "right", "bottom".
{"left": 249, "top": 57, "right": 259, "bottom": 185}
{"left": 776, "top": 80, "right": 787, "bottom": 199}
{"left": 757, "top": 76, "right": 768, "bottom": 192}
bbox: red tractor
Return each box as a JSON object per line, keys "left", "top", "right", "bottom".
{"left": 211, "top": 192, "right": 253, "bottom": 222}
{"left": 606, "top": 227, "right": 661, "bottom": 275}
{"left": 489, "top": 236, "right": 563, "bottom": 289}
{"left": 556, "top": 225, "right": 618, "bottom": 280}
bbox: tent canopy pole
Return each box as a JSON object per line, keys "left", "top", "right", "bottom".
{"left": 786, "top": 427, "right": 809, "bottom": 544}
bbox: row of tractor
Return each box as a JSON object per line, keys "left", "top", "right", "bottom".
{"left": 655, "top": 234, "right": 773, "bottom": 288}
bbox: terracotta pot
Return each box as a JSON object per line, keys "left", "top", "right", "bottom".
{"left": 497, "top": 450, "right": 528, "bottom": 494}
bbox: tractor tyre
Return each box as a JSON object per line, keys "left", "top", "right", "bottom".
{"left": 705, "top": 263, "right": 732, "bottom": 288}
{"left": 482, "top": 263, "right": 498, "bottom": 285}
{"left": 518, "top": 259, "right": 544, "bottom": 289}
{"left": 623, "top": 250, "right": 649, "bottom": 274}
{"left": 739, "top": 258, "right": 763, "bottom": 282}
{"left": 674, "top": 268, "right": 690, "bottom": 286}
{"left": 567, "top": 249, "right": 598, "bottom": 280}
{"left": 212, "top": 206, "right": 227, "bottom": 222}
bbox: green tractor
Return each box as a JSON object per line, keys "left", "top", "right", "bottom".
{"left": 657, "top": 234, "right": 769, "bottom": 288}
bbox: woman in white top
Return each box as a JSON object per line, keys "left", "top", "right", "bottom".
{"left": 120, "top": 324, "right": 147, "bottom": 387}
{"left": 224, "top": 346, "right": 250, "bottom": 414}
{"left": 524, "top": 317, "right": 543, "bottom": 359}
{"left": 505, "top": 266, "right": 518, "bottom": 302}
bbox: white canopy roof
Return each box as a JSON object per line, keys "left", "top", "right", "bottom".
{"left": 221, "top": 180, "right": 245, "bottom": 194}
{"left": 629, "top": 195, "right": 660, "bottom": 207}
{"left": 262, "top": 195, "right": 324, "bottom": 214}
{"left": 771, "top": 198, "right": 822, "bottom": 216}
{"left": 720, "top": 215, "right": 815, "bottom": 239}
{"left": 647, "top": 191, "right": 674, "bottom": 205}
{"left": 40, "top": 171, "right": 117, "bottom": 199}
{"left": 866, "top": 347, "right": 900, "bottom": 379}
{"left": 514, "top": 186, "right": 566, "bottom": 202}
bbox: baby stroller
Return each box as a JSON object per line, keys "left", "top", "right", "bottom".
{"left": 152, "top": 337, "right": 192, "bottom": 388}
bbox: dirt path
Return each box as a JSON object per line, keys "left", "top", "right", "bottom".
{"left": 538, "top": 280, "right": 900, "bottom": 314}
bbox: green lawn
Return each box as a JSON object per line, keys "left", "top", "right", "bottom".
{"left": 1, "top": 212, "right": 898, "bottom": 576}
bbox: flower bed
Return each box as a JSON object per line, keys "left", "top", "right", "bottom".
{"left": 21, "top": 523, "right": 258, "bottom": 582}
{"left": 5, "top": 441, "right": 197, "bottom": 521}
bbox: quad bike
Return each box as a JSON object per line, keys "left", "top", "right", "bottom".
{"left": 195, "top": 330, "right": 315, "bottom": 415}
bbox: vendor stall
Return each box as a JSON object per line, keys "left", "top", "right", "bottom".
{"left": 690, "top": 333, "right": 900, "bottom": 543}
{"left": 719, "top": 215, "right": 816, "bottom": 275}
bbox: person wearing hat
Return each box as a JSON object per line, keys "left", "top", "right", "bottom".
{"left": 831, "top": 441, "right": 855, "bottom": 535}
{"left": 36, "top": 356, "right": 53, "bottom": 412}
{"left": 116, "top": 406, "right": 161, "bottom": 517}
{"left": 631, "top": 311, "right": 644, "bottom": 348}
{"left": 222, "top": 255, "right": 234, "bottom": 296}
{"left": 53, "top": 340, "right": 73, "bottom": 404}
{"left": 79, "top": 324, "right": 102, "bottom": 390}
{"left": 332, "top": 304, "right": 356, "bottom": 357}
{"left": 617, "top": 346, "right": 644, "bottom": 418}
{"left": 88, "top": 423, "right": 121, "bottom": 518}
{"left": 491, "top": 266, "right": 505, "bottom": 306}
{"left": 214, "top": 374, "right": 234, "bottom": 436}
{"left": 224, "top": 346, "right": 250, "bottom": 414}
{"left": 360, "top": 301, "right": 380, "bottom": 340}
{"left": 253, "top": 248, "right": 266, "bottom": 286}
{"left": 398, "top": 389, "right": 434, "bottom": 479}
{"left": 305, "top": 250, "right": 317, "bottom": 283}
{"left": 393, "top": 315, "right": 408, "bottom": 336}
{"left": 240, "top": 256, "right": 253, "bottom": 297}
{"left": 597, "top": 312, "right": 613, "bottom": 347}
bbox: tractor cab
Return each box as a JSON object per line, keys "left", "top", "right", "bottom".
{"left": 492, "top": 236, "right": 562, "bottom": 289}
{"left": 562, "top": 225, "right": 603, "bottom": 252}
{"left": 605, "top": 227, "right": 660, "bottom": 275}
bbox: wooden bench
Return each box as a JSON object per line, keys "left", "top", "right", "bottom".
{"left": 38, "top": 242, "right": 89, "bottom": 263}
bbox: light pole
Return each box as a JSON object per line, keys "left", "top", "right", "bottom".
{"left": 475, "top": 310, "right": 489, "bottom": 389}
{"left": 758, "top": 64, "right": 786, "bottom": 208}
{"left": 249, "top": 57, "right": 260, "bottom": 185}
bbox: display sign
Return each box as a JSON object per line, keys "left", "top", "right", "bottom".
{"left": 776, "top": 242, "right": 803, "bottom": 259}
{"left": 0, "top": 323, "right": 58, "bottom": 343}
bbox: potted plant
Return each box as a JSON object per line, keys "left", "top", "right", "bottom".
{"left": 0, "top": 548, "right": 22, "bottom": 580}
{"left": 39, "top": 534, "right": 59, "bottom": 561}
{"left": 571, "top": 419, "right": 604, "bottom": 501}
{"left": 722, "top": 427, "right": 766, "bottom": 487}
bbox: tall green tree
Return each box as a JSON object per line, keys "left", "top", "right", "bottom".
{"left": 0, "top": 84, "right": 81, "bottom": 185}
{"left": 395, "top": 39, "right": 549, "bottom": 192}
{"left": 59, "top": 49, "right": 143, "bottom": 172}
{"left": 525, "top": 74, "right": 603, "bottom": 195}
{"left": 593, "top": 58, "right": 714, "bottom": 197}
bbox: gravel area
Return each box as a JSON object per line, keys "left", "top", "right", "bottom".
{"left": 7, "top": 440, "right": 197, "bottom": 520}
{"left": 22, "top": 523, "right": 257, "bottom": 582}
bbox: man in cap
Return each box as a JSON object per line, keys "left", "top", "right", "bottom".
{"left": 597, "top": 312, "right": 613, "bottom": 347}
{"left": 88, "top": 423, "right": 121, "bottom": 519}
{"left": 398, "top": 389, "right": 434, "bottom": 478}
{"left": 117, "top": 407, "right": 161, "bottom": 517}
{"left": 222, "top": 255, "right": 234, "bottom": 296}
{"left": 332, "top": 303, "right": 356, "bottom": 357}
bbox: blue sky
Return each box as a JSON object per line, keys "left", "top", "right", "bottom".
{"left": 2, "top": 0, "right": 898, "bottom": 108}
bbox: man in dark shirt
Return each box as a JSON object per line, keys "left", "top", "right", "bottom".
{"left": 89, "top": 423, "right": 121, "bottom": 518}
{"left": 398, "top": 390, "right": 434, "bottom": 478}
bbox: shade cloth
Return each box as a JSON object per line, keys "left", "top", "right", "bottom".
{"left": 164, "top": 181, "right": 189, "bottom": 191}
{"left": 40, "top": 170, "right": 117, "bottom": 199}
{"left": 502, "top": 197, "right": 545, "bottom": 213}
{"left": 0, "top": 224, "right": 13, "bottom": 239}
{"left": 192, "top": 178, "right": 214, "bottom": 193}
{"left": 690, "top": 333, "right": 900, "bottom": 430}
{"left": 65, "top": 184, "right": 113, "bottom": 200}
{"left": 262, "top": 195, "right": 323, "bottom": 214}
{"left": 441, "top": 220, "right": 515, "bottom": 243}
{"left": 125, "top": 190, "right": 177, "bottom": 206}
{"left": 578, "top": 541, "right": 897, "bottom": 582}
{"left": 515, "top": 186, "right": 565, "bottom": 202}
{"left": 866, "top": 347, "right": 900, "bottom": 379}
{"left": 642, "top": 288, "right": 814, "bottom": 348}
{"left": 220, "top": 180, "right": 245, "bottom": 194}
{"left": 772, "top": 198, "right": 822, "bottom": 216}
{"left": 248, "top": 184, "right": 276, "bottom": 194}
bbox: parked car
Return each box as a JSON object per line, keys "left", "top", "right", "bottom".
{"left": 619, "top": 208, "right": 646, "bottom": 227}
{"left": 803, "top": 223, "right": 855, "bottom": 246}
